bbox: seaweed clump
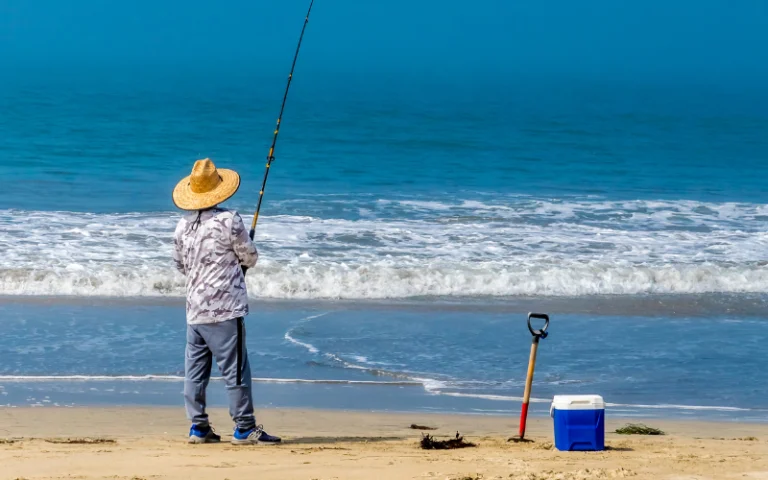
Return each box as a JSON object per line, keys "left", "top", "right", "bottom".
{"left": 420, "top": 431, "right": 476, "bottom": 450}
{"left": 615, "top": 424, "right": 665, "bottom": 436}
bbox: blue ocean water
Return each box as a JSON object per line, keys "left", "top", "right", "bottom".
{"left": 2, "top": 74, "right": 768, "bottom": 212}
{"left": 1, "top": 72, "right": 767, "bottom": 417}
{"left": 1, "top": 74, "right": 767, "bottom": 299}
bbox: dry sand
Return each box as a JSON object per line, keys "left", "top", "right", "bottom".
{"left": 2, "top": 407, "right": 768, "bottom": 480}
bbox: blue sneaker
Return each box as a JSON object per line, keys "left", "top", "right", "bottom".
{"left": 188, "top": 424, "right": 221, "bottom": 444}
{"left": 231, "top": 425, "right": 281, "bottom": 445}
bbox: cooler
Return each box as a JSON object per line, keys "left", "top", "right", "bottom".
{"left": 549, "top": 394, "right": 605, "bottom": 451}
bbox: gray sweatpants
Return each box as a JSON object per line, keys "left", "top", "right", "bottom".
{"left": 184, "top": 317, "right": 256, "bottom": 430}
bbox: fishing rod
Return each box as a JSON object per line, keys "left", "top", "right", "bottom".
{"left": 249, "top": 0, "right": 315, "bottom": 240}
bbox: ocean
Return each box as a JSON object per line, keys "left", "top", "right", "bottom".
{"left": 1, "top": 71, "right": 767, "bottom": 420}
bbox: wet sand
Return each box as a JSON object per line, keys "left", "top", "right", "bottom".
{"left": 1, "top": 292, "right": 767, "bottom": 317}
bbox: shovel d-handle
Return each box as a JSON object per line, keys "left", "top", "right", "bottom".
{"left": 527, "top": 312, "right": 549, "bottom": 341}
{"left": 517, "top": 312, "right": 550, "bottom": 439}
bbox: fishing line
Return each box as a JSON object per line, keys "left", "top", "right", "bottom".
{"left": 249, "top": 0, "right": 315, "bottom": 240}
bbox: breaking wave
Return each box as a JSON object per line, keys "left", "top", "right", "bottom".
{"left": 1, "top": 262, "right": 768, "bottom": 298}
{"left": 1, "top": 197, "right": 767, "bottom": 299}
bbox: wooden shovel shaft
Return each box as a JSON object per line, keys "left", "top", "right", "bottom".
{"left": 522, "top": 341, "right": 539, "bottom": 403}
{"left": 518, "top": 340, "right": 539, "bottom": 438}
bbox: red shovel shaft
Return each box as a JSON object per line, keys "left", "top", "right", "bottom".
{"left": 518, "top": 339, "right": 539, "bottom": 438}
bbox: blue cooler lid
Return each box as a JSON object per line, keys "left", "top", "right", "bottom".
{"left": 550, "top": 395, "right": 605, "bottom": 417}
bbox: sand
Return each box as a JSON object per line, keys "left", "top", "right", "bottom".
{"left": 2, "top": 407, "right": 768, "bottom": 480}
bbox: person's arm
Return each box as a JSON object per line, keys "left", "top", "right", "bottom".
{"left": 172, "top": 225, "right": 186, "bottom": 275}
{"left": 231, "top": 212, "right": 259, "bottom": 269}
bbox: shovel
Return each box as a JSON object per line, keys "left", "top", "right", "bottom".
{"left": 510, "top": 312, "right": 550, "bottom": 442}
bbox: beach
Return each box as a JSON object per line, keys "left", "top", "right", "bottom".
{"left": 3, "top": 407, "right": 768, "bottom": 479}
{"left": 2, "top": 13, "right": 768, "bottom": 478}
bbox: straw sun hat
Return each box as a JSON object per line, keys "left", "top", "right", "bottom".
{"left": 173, "top": 158, "right": 241, "bottom": 211}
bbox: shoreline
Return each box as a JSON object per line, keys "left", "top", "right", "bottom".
{"left": 1, "top": 297, "right": 766, "bottom": 422}
{"left": 3, "top": 407, "right": 768, "bottom": 479}
{"left": 1, "top": 292, "right": 767, "bottom": 317}
{"left": 4, "top": 405, "right": 768, "bottom": 437}
{"left": 0, "top": 403, "right": 765, "bottom": 426}
{"left": 1, "top": 377, "right": 763, "bottom": 423}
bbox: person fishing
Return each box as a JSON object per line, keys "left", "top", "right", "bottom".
{"left": 172, "top": 158, "right": 281, "bottom": 445}
{"left": 170, "top": 0, "right": 312, "bottom": 446}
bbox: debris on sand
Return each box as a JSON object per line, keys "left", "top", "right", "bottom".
{"left": 43, "top": 437, "right": 116, "bottom": 444}
{"left": 615, "top": 424, "right": 665, "bottom": 436}
{"left": 420, "top": 431, "right": 476, "bottom": 450}
{"left": 410, "top": 424, "right": 437, "bottom": 430}
{"left": 509, "top": 467, "right": 636, "bottom": 479}
{"left": 508, "top": 436, "right": 535, "bottom": 443}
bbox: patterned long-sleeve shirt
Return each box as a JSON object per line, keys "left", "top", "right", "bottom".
{"left": 173, "top": 208, "right": 258, "bottom": 325}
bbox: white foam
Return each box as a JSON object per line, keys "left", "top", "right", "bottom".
{"left": 4, "top": 261, "right": 767, "bottom": 298}
{"left": 1, "top": 198, "right": 767, "bottom": 299}
{"left": 435, "top": 391, "right": 550, "bottom": 403}
{"left": 605, "top": 402, "right": 751, "bottom": 412}
{"left": 413, "top": 377, "right": 449, "bottom": 393}
{"left": 284, "top": 332, "right": 319, "bottom": 354}
{"left": 0, "top": 375, "right": 421, "bottom": 386}
{"left": 284, "top": 312, "right": 328, "bottom": 353}
{"left": 390, "top": 200, "right": 453, "bottom": 211}
{"left": 0, "top": 374, "right": 754, "bottom": 413}
{"left": 425, "top": 390, "right": 753, "bottom": 412}
{"left": 0, "top": 375, "right": 185, "bottom": 381}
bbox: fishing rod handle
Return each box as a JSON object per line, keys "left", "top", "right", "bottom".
{"left": 527, "top": 312, "right": 549, "bottom": 339}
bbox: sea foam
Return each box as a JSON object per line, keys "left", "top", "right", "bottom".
{"left": 1, "top": 197, "right": 766, "bottom": 299}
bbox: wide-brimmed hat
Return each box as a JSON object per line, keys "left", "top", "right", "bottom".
{"left": 173, "top": 158, "right": 240, "bottom": 210}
